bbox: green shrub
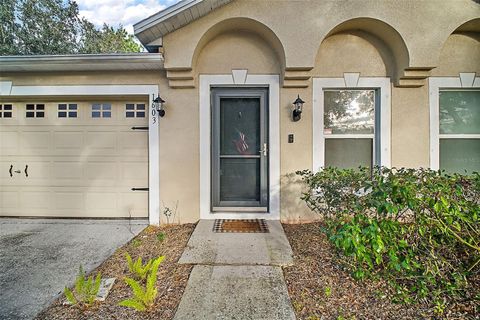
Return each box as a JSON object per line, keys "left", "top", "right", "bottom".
{"left": 297, "top": 167, "right": 479, "bottom": 307}
{"left": 64, "top": 266, "right": 102, "bottom": 307}
{"left": 156, "top": 232, "right": 166, "bottom": 242}
{"left": 125, "top": 252, "right": 154, "bottom": 281}
{"left": 119, "top": 256, "right": 165, "bottom": 311}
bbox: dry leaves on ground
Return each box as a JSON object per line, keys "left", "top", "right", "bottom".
{"left": 36, "top": 223, "right": 195, "bottom": 320}
{"left": 283, "top": 222, "right": 431, "bottom": 320}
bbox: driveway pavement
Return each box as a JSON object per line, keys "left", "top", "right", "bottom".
{"left": 0, "top": 218, "right": 147, "bottom": 320}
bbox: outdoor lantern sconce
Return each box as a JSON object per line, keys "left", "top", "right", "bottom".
{"left": 292, "top": 95, "right": 305, "bottom": 122}
{"left": 152, "top": 95, "right": 166, "bottom": 117}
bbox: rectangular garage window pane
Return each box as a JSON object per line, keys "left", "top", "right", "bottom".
{"left": 137, "top": 104, "right": 145, "bottom": 110}
{"left": 439, "top": 91, "right": 480, "bottom": 134}
{"left": 92, "top": 111, "right": 101, "bottom": 118}
{"left": 37, "top": 104, "right": 45, "bottom": 110}
{"left": 102, "top": 111, "right": 111, "bottom": 118}
{"left": 324, "top": 90, "right": 375, "bottom": 134}
{"left": 220, "top": 158, "right": 260, "bottom": 202}
{"left": 26, "top": 111, "right": 34, "bottom": 118}
{"left": 36, "top": 111, "right": 44, "bottom": 118}
{"left": 58, "top": 111, "right": 67, "bottom": 118}
{"left": 26, "top": 104, "right": 34, "bottom": 110}
{"left": 325, "top": 138, "right": 373, "bottom": 169}
{"left": 440, "top": 139, "right": 480, "bottom": 174}
{"left": 58, "top": 104, "right": 67, "bottom": 110}
{"left": 103, "top": 104, "right": 111, "bottom": 110}
{"left": 137, "top": 112, "right": 145, "bottom": 117}
{"left": 68, "top": 112, "right": 77, "bottom": 118}
{"left": 126, "top": 104, "right": 135, "bottom": 110}
{"left": 69, "top": 104, "right": 77, "bottom": 110}
{"left": 126, "top": 111, "right": 135, "bottom": 118}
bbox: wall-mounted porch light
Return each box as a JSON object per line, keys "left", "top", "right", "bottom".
{"left": 152, "top": 95, "right": 166, "bottom": 117}
{"left": 292, "top": 95, "right": 305, "bottom": 122}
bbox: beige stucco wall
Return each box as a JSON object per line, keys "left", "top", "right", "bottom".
{"left": 1, "top": 0, "right": 479, "bottom": 224}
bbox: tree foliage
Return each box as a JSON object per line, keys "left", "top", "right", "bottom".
{"left": 0, "top": 0, "right": 141, "bottom": 55}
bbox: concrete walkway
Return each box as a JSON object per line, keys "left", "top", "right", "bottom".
{"left": 174, "top": 220, "right": 296, "bottom": 320}
{"left": 0, "top": 218, "right": 147, "bottom": 320}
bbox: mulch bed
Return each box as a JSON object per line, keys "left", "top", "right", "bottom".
{"left": 36, "top": 223, "right": 196, "bottom": 320}
{"left": 282, "top": 222, "right": 478, "bottom": 320}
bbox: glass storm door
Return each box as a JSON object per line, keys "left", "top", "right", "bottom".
{"left": 211, "top": 88, "right": 269, "bottom": 212}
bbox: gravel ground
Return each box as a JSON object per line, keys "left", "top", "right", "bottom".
{"left": 35, "top": 223, "right": 195, "bottom": 320}
{"left": 282, "top": 222, "right": 478, "bottom": 320}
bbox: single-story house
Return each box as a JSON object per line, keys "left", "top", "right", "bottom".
{"left": 0, "top": 0, "right": 479, "bottom": 225}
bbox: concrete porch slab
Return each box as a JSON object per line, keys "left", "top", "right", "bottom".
{"left": 178, "top": 220, "right": 293, "bottom": 266}
{"left": 173, "top": 265, "right": 296, "bottom": 320}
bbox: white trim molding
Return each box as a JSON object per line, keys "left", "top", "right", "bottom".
{"left": 429, "top": 74, "right": 480, "bottom": 170}
{"left": 1, "top": 83, "right": 161, "bottom": 225}
{"left": 199, "top": 71, "right": 280, "bottom": 220}
{"left": 312, "top": 76, "right": 391, "bottom": 171}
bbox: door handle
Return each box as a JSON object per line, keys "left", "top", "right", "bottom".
{"left": 259, "top": 143, "right": 268, "bottom": 157}
{"left": 24, "top": 165, "right": 28, "bottom": 177}
{"left": 9, "top": 165, "right": 13, "bottom": 177}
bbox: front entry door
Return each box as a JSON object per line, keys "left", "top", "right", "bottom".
{"left": 211, "top": 88, "right": 269, "bottom": 212}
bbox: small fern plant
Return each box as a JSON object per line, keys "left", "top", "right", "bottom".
{"left": 119, "top": 256, "right": 165, "bottom": 311}
{"left": 64, "top": 266, "right": 102, "bottom": 307}
{"left": 125, "top": 252, "right": 154, "bottom": 280}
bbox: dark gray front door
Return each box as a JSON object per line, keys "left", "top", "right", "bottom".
{"left": 211, "top": 88, "right": 269, "bottom": 212}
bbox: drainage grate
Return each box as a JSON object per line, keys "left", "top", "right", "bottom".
{"left": 213, "top": 219, "right": 269, "bottom": 233}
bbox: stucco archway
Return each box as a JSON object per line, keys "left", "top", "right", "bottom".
{"left": 191, "top": 17, "right": 286, "bottom": 74}
{"left": 316, "top": 17, "right": 410, "bottom": 83}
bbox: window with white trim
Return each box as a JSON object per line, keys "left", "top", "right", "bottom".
{"left": 58, "top": 103, "right": 78, "bottom": 118}
{"left": 429, "top": 75, "right": 480, "bottom": 174}
{"left": 91, "top": 103, "right": 111, "bottom": 118}
{"left": 0, "top": 104, "right": 13, "bottom": 118}
{"left": 313, "top": 77, "right": 391, "bottom": 171}
{"left": 438, "top": 90, "right": 479, "bottom": 173}
{"left": 323, "top": 89, "right": 378, "bottom": 168}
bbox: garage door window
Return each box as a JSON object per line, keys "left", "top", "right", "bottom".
{"left": 0, "top": 104, "right": 13, "bottom": 118}
{"left": 92, "top": 103, "right": 111, "bottom": 118}
{"left": 58, "top": 104, "right": 78, "bottom": 118}
{"left": 126, "top": 103, "right": 146, "bottom": 118}
{"left": 26, "top": 104, "right": 45, "bottom": 118}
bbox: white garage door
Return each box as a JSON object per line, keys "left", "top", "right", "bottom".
{"left": 0, "top": 100, "right": 149, "bottom": 218}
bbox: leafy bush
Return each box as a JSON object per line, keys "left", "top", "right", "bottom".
{"left": 125, "top": 252, "right": 154, "bottom": 281}
{"left": 64, "top": 266, "right": 102, "bottom": 307}
{"left": 119, "top": 256, "right": 165, "bottom": 311}
{"left": 297, "top": 167, "right": 479, "bottom": 308}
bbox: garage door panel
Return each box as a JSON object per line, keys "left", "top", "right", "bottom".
{"left": 120, "top": 192, "right": 148, "bottom": 217}
{"left": 21, "top": 191, "right": 51, "bottom": 209}
{"left": 85, "top": 192, "right": 117, "bottom": 210}
{"left": 122, "top": 162, "right": 148, "bottom": 181}
{"left": 86, "top": 162, "right": 117, "bottom": 181}
{"left": 21, "top": 131, "right": 52, "bottom": 155}
{"left": 119, "top": 131, "right": 148, "bottom": 153}
{"left": 54, "top": 131, "right": 85, "bottom": 151}
{"left": 0, "top": 102, "right": 148, "bottom": 218}
{"left": 54, "top": 161, "right": 84, "bottom": 180}
{"left": 86, "top": 132, "right": 117, "bottom": 154}
{"left": 1, "top": 191, "right": 19, "bottom": 210}
{"left": 55, "top": 192, "right": 84, "bottom": 210}
{"left": 0, "top": 131, "right": 19, "bottom": 155}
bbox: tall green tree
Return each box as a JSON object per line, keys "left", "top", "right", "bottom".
{"left": 0, "top": 0, "right": 141, "bottom": 55}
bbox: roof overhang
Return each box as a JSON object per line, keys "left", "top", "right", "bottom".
{"left": 0, "top": 53, "right": 164, "bottom": 73}
{"left": 134, "top": 0, "right": 233, "bottom": 51}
